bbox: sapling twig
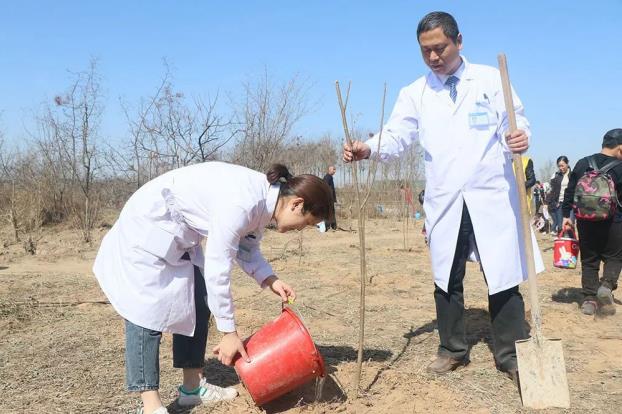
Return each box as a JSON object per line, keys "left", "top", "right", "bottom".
{"left": 335, "top": 81, "right": 386, "bottom": 395}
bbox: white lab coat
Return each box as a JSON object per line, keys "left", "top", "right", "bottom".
{"left": 93, "top": 162, "right": 280, "bottom": 335}
{"left": 366, "top": 57, "right": 544, "bottom": 295}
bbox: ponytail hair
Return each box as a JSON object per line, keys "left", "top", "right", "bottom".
{"left": 266, "top": 164, "right": 293, "bottom": 185}
{"left": 265, "top": 163, "right": 335, "bottom": 221}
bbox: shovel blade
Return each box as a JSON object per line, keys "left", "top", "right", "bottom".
{"left": 516, "top": 337, "right": 570, "bottom": 409}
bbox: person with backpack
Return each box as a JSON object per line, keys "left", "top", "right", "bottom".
{"left": 562, "top": 129, "right": 622, "bottom": 316}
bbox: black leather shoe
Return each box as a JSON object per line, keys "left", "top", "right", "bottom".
{"left": 426, "top": 355, "right": 468, "bottom": 374}
{"left": 502, "top": 366, "right": 519, "bottom": 386}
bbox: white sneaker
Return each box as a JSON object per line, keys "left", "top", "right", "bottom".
{"left": 136, "top": 407, "right": 169, "bottom": 414}
{"left": 177, "top": 379, "right": 238, "bottom": 406}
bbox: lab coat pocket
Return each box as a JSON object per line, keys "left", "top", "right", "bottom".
{"left": 468, "top": 100, "right": 497, "bottom": 130}
{"left": 141, "top": 225, "right": 184, "bottom": 264}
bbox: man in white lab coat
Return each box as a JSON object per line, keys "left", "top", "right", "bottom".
{"left": 343, "top": 11, "right": 543, "bottom": 380}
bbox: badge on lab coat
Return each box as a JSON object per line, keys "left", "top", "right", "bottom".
{"left": 468, "top": 111, "right": 490, "bottom": 128}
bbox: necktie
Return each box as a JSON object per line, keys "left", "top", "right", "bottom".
{"left": 446, "top": 75, "right": 459, "bottom": 103}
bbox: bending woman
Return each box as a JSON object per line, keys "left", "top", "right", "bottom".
{"left": 93, "top": 162, "right": 334, "bottom": 414}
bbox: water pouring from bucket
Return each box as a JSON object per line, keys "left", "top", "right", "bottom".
{"left": 234, "top": 306, "right": 326, "bottom": 406}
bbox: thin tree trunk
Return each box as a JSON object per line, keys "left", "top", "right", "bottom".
{"left": 84, "top": 195, "right": 91, "bottom": 243}
{"left": 335, "top": 81, "right": 386, "bottom": 396}
{"left": 405, "top": 207, "right": 409, "bottom": 249}
{"left": 10, "top": 180, "right": 19, "bottom": 242}
{"left": 403, "top": 198, "right": 407, "bottom": 250}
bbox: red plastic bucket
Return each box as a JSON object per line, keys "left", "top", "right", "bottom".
{"left": 234, "top": 307, "right": 325, "bottom": 406}
{"left": 553, "top": 229, "right": 579, "bottom": 269}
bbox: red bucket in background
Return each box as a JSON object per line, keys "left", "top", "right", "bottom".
{"left": 234, "top": 307, "right": 325, "bottom": 406}
{"left": 553, "top": 229, "right": 579, "bottom": 269}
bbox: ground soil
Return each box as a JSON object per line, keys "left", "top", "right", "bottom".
{"left": 1, "top": 218, "right": 620, "bottom": 413}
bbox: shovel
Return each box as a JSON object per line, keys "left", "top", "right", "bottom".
{"left": 498, "top": 53, "right": 570, "bottom": 409}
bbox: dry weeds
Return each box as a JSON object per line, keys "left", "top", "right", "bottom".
{"left": 1, "top": 218, "right": 621, "bottom": 413}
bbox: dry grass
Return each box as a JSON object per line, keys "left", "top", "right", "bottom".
{"left": 1, "top": 218, "right": 621, "bottom": 413}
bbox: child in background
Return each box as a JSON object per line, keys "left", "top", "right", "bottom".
{"left": 562, "top": 129, "right": 622, "bottom": 316}
{"left": 93, "top": 162, "right": 334, "bottom": 414}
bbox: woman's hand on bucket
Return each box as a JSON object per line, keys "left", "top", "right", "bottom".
{"left": 263, "top": 275, "right": 296, "bottom": 304}
{"left": 213, "top": 332, "right": 250, "bottom": 365}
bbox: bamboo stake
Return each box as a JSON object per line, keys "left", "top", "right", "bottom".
{"left": 335, "top": 81, "right": 386, "bottom": 395}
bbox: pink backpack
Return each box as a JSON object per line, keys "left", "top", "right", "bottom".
{"left": 573, "top": 156, "right": 622, "bottom": 221}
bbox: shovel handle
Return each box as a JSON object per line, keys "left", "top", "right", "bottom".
{"left": 497, "top": 54, "right": 542, "bottom": 343}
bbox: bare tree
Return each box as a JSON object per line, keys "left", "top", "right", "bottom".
{"left": 278, "top": 134, "right": 338, "bottom": 176}
{"left": 0, "top": 131, "right": 20, "bottom": 242}
{"left": 538, "top": 158, "right": 556, "bottom": 184}
{"left": 49, "top": 59, "right": 104, "bottom": 243}
{"left": 230, "top": 70, "right": 310, "bottom": 171}
{"left": 0, "top": 143, "right": 46, "bottom": 251}
{"left": 33, "top": 105, "right": 75, "bottom": 223}
{"left": 119, "top": 64, "right": 236, "bottom": 187}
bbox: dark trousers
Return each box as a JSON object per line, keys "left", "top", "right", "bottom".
{"left": 328, "top": 202, "right": 337, "bottom": 230}
{"left": 173, "top": 264, "right": 211, "bottom": 368}
{"left": 577, "top": 216, "right": 622, "bottom": 300}
{"left": 434, "top": 203, "right": 528, "bottom": 371}
{"left": 535, "top": 198, "right": 542, "bottom": 214}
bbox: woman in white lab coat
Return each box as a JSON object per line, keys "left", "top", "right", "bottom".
{"left": 93, "top": 162, "right": 334, "bottom": 414}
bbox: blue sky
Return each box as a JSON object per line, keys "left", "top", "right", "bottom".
{"left": 1, "top": 1, "right": 621, "bottom": 174}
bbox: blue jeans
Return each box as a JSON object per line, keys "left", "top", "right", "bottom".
{"left": 125, "top": 265, "right": 210, "bottom": 391}
{"left": 549, "top": 204, "right": 563, "bottom": 233}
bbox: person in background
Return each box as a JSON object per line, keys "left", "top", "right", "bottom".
{"left": 562, "top": 129, "right": 622, "bottom": 316}
{"left": 323, "top": 165, "right": 338, "bottom": 230}
{"left": 541, "top": 182, "right": 553, "bottom": 233}
{"left": 533, "top": 181, "right": 545, "bottom": 214}
{"left": 523, "top": 156, "right": 536, "bottom": 214}
{"left": 399, "top": 183, "right": 416, "bottom": 216}
{"left": 418, "top": 189, "right": 428, "bottom": 244}
{"left": 547, "top": 156, "right": 571, "bottom": 234}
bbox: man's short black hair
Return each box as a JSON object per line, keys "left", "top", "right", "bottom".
{"left": 602, "top": 128, "right": 622, "bottom": 149}
{"left": 417, "top": 11, "right": 460, "bottom": 44}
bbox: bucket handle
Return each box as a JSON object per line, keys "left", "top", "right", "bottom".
{"left": 557, "top": 228, "right": 577, "bottom": 240}
{"left": 281, "top": 301, "right": 309, "bottom": 327}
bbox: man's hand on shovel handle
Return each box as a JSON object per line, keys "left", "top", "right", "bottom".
{"left": 505, "top": 129, "right": 529, "bottom": 153}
